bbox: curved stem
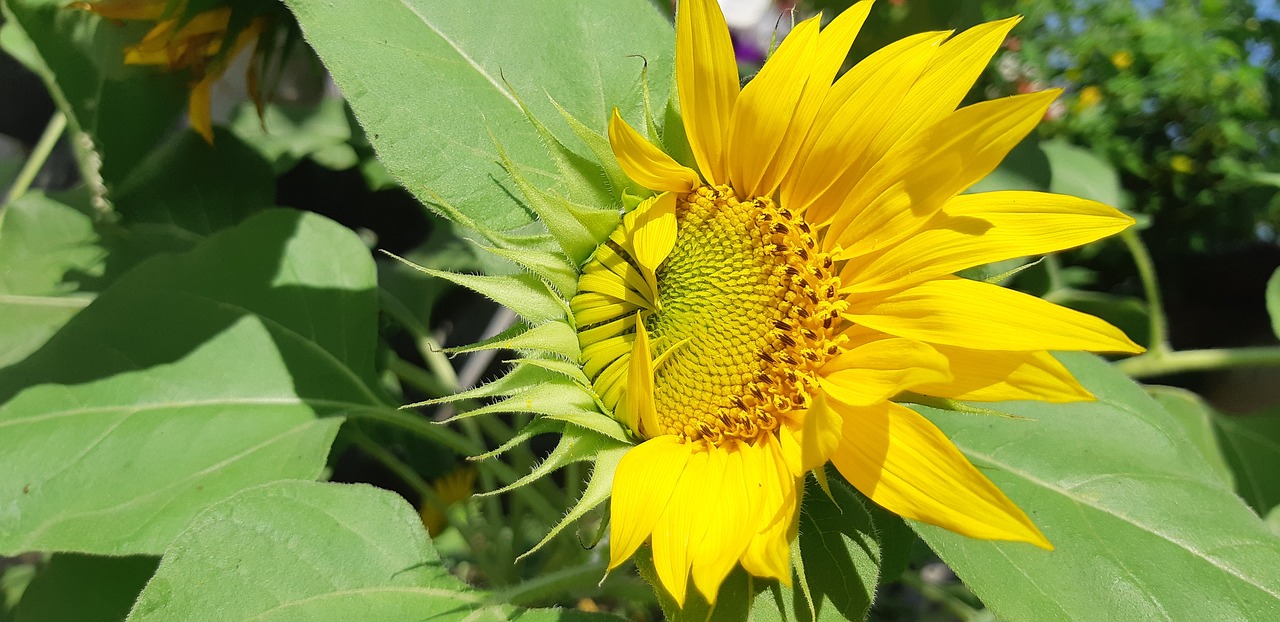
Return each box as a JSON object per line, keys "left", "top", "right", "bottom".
{"left": 1120, "top": 229, "right": 1170, "bottom": 353}
{"left": 1114, "top": 346, "right": 1280, "bottom": 379}
{"left": 1, "top": 112, "right": 66, "bottom": 229}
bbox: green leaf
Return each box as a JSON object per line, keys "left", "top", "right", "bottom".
{"left": 1266, "top": 267, "right": 1280, "bottom": 341}
{"left": 912, "top": 353, "right": 1280, "bottom": 621}
{"left": 1, "top": 0, "right": 186, "bottom": 192}
{"left": 0, "top": 191, "right": 102, "bottom": 367}
{"left": 1040, "top": 139, "right": 1127, "bottom": 209}
{"left": 284, "top": 0, "right": 674, "bottom": 231}
{"left": 13, "top": 554, "right": 157, "bottom": 622}
{"left": 111, "top": 129, "right": 275, "bottom": 236}
{"left": 0, "top": 210, "right": 387, "bottom": 555}
{"left": 1212, "top": 409, "right": 1280, "bottom": 515}
{"left": 790, "top": 476, "right": 882, "bottom": 621}
{"left": 126, "top": 481, "right": 605, "bottom": 621}
{"left": 229, "top": 100, "right": 355, "bottom": 175}
{"left": 1145, "top": 386, "right": 1235, "bottom": 489}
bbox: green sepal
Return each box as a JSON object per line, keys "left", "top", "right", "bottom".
{"left": 383, "top": 252, "right": 567, "bottom": 324}
{"left": 517, "top": 444, "right": 628, "bottom": 561}
{"left": 475, "top": 244, "right": 580, "bottom": 297}
{"left": 440, "top": 379, "right": 599, "bottom": 424}
{"left": 510, "top": 357, "right": 592, "bottom": 387}
{"left": 545, "top": 409, "right": 631, "bottom": 443}
{"left": 900, "top": 394, "right": 1034, "bottom": 421}
{"left": 479, "top": 426, "right": 626, "bottom": 498}
{"left": 493, "top": 133, "right": 603, "bottom": 265}
{"left": 500, "top": 77, "right": 614, "bottom": 208}
{"left": 661, "top": 78, "right": 696, "bottom": 170}
{"left": 401, "top": 363, "right": 553, "bottom": 408}
{"left": 549, "top": 96, "right": 634, "bottom": 200}
{"left": 445, "top": 321, "right": 581, "bottom": 362}
{"left": 469, "top": 417, "right": 564, "bottom": 462}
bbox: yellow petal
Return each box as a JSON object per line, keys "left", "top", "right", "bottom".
{"left": 798, "top": 389, "right": 842, "bottom": 472}
{"left": 689, "top": 443, "right": 754, "bottom": 603}
{"left": 843, "top": 191, "right": 1136, "bottom": 292}
{"left": 609, "top": 109, "right": 701, "bottom": 192}
{"left": 894, "top": 17, "right": 1022, "bottom": 139}
{"left": 913, "top": 346, "right": 1093, "bottom": 403}
{"left": 624, "top": 192, "right": 678, "bottom": 288}
{"left": 844, "top": 276, "right": 1144, "bottom": 353}
{"left": 830, "top": 401, "right": 1051, "bottom": 548}
{"left": 729, "top": 4, "right": 871, "bottom": 199}
{"left": 609, "top": 436, "right": 693, "bottom": 569}
{"left": 785, "top": 30, "right": 946, "bottom": 221}
{"left": 818, "top": 337, "right": 952, "bottom": 406}
{"left": 676, "top": 0, "right": 739, "bottom": 185}
{"left": 188, "top": 72, "right": 216, "bottom": 144}
{"left": 738, "top": 435, "right": 799, "bottom": 583}
{"left": 628, "top": 314, "right": 662, "bottom": 437}
{"left": 651, "top": 447, "right": 710, "bottom": 606}
{"left": 828, "top": 90, "right": 1061, "bottom": 255}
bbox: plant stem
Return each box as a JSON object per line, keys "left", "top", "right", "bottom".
{"left": 898, "top": 570, "right": 983, "bottom": 621}
{"left": 485, "top": 560, "right": 607, "bottom": 607}
{"left": 1114, "top": 346, "right": 1280, "bottom": 378}
{"left": 1120, "top": 229, "right": 1170, "bottom": 354}
{"left": 1, "top": 112, "right": 67, "bottom": 230}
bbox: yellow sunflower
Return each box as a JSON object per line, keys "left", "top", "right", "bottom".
{"left": 571, "top": 0, "right": 1142, "bottom": 606}
{"left": 75, "top": 0, "right": 267, "bottom": 143}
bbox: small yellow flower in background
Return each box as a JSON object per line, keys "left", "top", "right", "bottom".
{"left": 1111, "top": 50, "right": 1134, "bottom": 71}
{"left": 581, "top": 0, "right": 1142, "bottom": 606}
{"left": 1170, "top": 154, "right": 1196, "bottom": 174}
{"left": 73, "top": 0, "right": 267, "bottom": 143}
{"left": 1076, "top": 85, "right": 1103, "bottom": 111}
{"left": 418, "top": 467, "right": 477, "bottom": 537}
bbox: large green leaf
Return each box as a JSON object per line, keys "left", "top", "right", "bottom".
{"left": 0, "top": 191, "right": 102, "bottom": 368}
{"left": 912, "top": 353, "right": 1280, "bottom": 621}
{"left": 284, "top": 0, "right": 674, "bottom": 231}
{"left": 1212, "top": 409, "right": 1280, "bottom": 516}
{"left": 0, "top": 0, "right": 185, "bottom": 192}
{"left": 0, "top": 209, "right": 387, "bottom": 555}
{"left": 13, "top": 554, "right": 157, "bottom": 622}
{"left": 127, "top": 481, "right": 613, "bottom": 621}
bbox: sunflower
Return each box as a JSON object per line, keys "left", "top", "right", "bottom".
{"left": 568, "top": 0, "right": 1143, "bottom": 606}
{"left": 74, "top": 0, "right": 268, "bottom": 143}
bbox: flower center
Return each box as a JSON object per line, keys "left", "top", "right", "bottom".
{"left": 572, "top": 186, "right": 847, "bottom": 447}
{"left": 644, "top": 186, "right": 846, "bottom": 444}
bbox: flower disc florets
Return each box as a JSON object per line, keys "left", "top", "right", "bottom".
{"left": 642, "top": 186, "right": 847, "bottom": 444}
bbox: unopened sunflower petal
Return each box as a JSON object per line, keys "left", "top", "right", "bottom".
{"left": 830, "top": 401, "right": 1052, "bottom": 548}
{"left": 624, "top": 192, "right": 678, "bottom": 277}
{"left": 609, "top": 109, "right": 701, "bottom": 192}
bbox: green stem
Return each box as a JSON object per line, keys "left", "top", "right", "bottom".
{"left": 345, "top": 408, "right": 481, "bottom": 456}
{"left": 1, "top": 112, "right": 66, "bottom": 227}
{"left": 1121, "top": 229, "right": 1170, "bottom": 354}
{"left": 898, "top": 571, "right": 983, "bottom": 621}
{"left": 388, "top": 354, "right": 453, "bottom": 399}
{"left": 349, "top": 428, "right": 434, "bottom": 500}
{"left": 1114, "top": 346, "right": 1280, "bottom": 378}
{"left": 485, "top": 561, "right": 607, "bottom": 607}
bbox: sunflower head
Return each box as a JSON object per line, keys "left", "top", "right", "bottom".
{"left": 565, "top": 0, "right": 1141, "bottom": 607}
